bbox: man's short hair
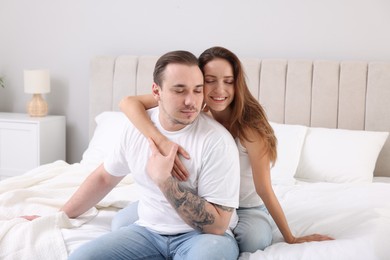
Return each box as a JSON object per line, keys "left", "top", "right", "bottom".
{"left": 153, "top": 50, "right": 199, "bottom": 87}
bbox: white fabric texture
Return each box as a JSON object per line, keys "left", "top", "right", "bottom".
{"left": 295, "top": 127, "right": 389, "bottom": 183}
{"left": 239, "top": 181, "right": 390, "bottom": 260}
{"left": 235, "top": 138, "right": 262, "bottom": 207}
{"left": 270, "top": 122, "right": 308, "bottom": 185}
{"left": 0, "top": 160, "right": 137, "bottom": 260}
{"left": 1, "top": 212, "right": 70, "bottom": 260}
{"left": 58, "top": 177, "right": 390, "bottom": 260}
{"left": 104, "top": 108, "right": 240, "bottom": 235}
{"left": 81, "top": 111, "right": 128, "bottom": 168}
{"left": 1, "top": 146, "right": 390, "bottom": 259}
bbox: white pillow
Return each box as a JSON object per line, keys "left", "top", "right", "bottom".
{"left": 295, "top": 127, "right": 389, "bottom": 183}
{"left": 81, "top": 111, "right": 128, "bottom": 167}
{"left": 270, "top": 122, "right": 308, "bottom": 185}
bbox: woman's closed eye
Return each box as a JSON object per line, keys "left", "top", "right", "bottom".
{"left": 205, "top": 80, "right": 216, "bottom": 84}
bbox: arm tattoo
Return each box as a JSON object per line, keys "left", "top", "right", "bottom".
{"left": 214, "top": 204, "right": 234, "bottom": 212}
{"left": 161, "top": 177, "right": 217, "bottom": 232}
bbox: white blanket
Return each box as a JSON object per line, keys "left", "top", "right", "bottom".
{"left": 1, "top": 160, "right": 390, "bottom": 260}
{"left": 0, "top": 161, "right": 137, "bottom": 260}
{"left": 240, "top": 182, "right": 390, "bottom": 260}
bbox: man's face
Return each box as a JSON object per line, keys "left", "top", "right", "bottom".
{"left": 154, "top": 63, "right": 204, "bottom": 131}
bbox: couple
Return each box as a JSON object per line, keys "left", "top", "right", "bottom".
{"left": 66, "top": 47, "right": 333, "bottom": 259}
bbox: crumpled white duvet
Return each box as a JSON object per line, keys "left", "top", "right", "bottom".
{"left": 1, "top": 160, "right": 390, "bottom": 260}
{"left": 240, "top": 182, "right": 390, "bottom": 260}
{"left": 0, "top": 160, "right": 137, "bottom": 260}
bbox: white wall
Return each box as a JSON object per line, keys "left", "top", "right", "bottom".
{"left": 1, "top": 0, "right": 389, "bottom": 163}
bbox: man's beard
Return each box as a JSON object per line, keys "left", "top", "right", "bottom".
{"left": 161, "top": 105, "right": 199, "bottom": 127}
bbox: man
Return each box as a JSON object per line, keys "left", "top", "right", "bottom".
{"left": 66, "top": 50, "right": 240, "bottom": 259}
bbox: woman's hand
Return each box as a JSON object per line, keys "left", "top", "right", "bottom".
{"left": 156, "top": 138, "right": 190, "bottom": 181}
{"left": 288, "top": 233, "right": 334, "bottom": 244}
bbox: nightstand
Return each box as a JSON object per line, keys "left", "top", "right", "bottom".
{"left": 0, "top": 113, "right": 66, "bottom": 180}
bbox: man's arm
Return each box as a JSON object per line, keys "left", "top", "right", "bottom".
{"left": 161, "top": 177, "right": 234, "bottom": 234}
{"left": 60, "top": 164, "right": 124, "bottom": 218}
{"left": 146, "top": 138, "right": 234, "bottom": 235}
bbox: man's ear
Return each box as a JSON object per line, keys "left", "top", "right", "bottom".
{"left": 152, "top": 83, "right": 160, "bottom": 101}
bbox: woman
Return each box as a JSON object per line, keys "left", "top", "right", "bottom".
{"left": 114, "top": 46, "right": 333, "bottom": 252}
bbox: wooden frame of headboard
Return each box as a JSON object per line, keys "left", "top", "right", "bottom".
{"left": 89, "top": 55, "right": 390, "bottom": 177}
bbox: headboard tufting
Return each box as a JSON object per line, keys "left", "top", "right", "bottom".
{"left": 90, "top": 55, "right": 390, "bottom": 177}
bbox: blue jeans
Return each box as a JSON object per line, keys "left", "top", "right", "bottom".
{"left": 112, "top": 202, "right": 274, "bottom": 254}
{"left": 69, "top": 223, "right": 239, "bottom": 260}
{"left": 111, "top": 201, "right": 139, "bottom": 231}
{"left": 233, "top": 205, "right": 273, "bottom": 253}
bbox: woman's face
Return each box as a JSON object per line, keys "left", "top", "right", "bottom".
{"left": 203, "top": 58, "right": 235, "bottom": 112}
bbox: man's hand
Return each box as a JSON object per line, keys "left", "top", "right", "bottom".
{"left": 19, "top": 215, "right": 41, "bottom": 221}
{"left": 156, "top": 138, "right": 190, "bottom": 181}
{"left": 147, "top": 138, "right": 178, "bottom": 185}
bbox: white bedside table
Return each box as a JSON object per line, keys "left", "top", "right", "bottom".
{"left": 0, "top": 113, "right": 66, "bottom": 180}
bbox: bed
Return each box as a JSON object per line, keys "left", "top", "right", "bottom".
{"left": 1, "top": 55, "right": 390, "bottom": 260}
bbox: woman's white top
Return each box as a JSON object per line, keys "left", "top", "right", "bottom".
{"left": 236, "top": 138, "right": 263, "bottom": 208}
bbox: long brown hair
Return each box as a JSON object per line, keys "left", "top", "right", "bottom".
{"left": 198, "top": 46, "right": 277, "bottom": 164}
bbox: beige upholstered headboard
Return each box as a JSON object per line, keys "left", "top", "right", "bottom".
{"left": 89, "top": 55, "right": 390, "bottom": 177}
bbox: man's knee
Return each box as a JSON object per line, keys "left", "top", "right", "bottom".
{"left": 178, "top": 233, "right": 239, "bottom": 260}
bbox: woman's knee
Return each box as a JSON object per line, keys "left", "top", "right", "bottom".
{"left": 111, "top": 201, "right": 139, "bottom": 231}
{"left": 237, "top": 224, "right": 272, "bottom": 252}
{"left": 234, "top": 208, "right": 273, "bottom": 252}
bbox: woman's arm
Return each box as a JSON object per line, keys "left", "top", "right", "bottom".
{"left": 119, "top": 95, "right": 190, "bottom": 181}
{"left": 119, "top": 95, "right": 164, "bottom": 143}
{"left": 243, "top": 129, "right": 334, "bottom": 243}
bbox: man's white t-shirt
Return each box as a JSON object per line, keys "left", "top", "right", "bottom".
{"left": 104, "top": 107, "right": 240, "bottom": 235}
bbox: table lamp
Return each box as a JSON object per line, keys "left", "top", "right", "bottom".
{"left": 24, "top": 69, "right": 50, "bottom": 117}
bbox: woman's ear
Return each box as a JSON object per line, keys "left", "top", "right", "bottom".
{"left": 202, "top": 103, "right": 209, "bottom": 112}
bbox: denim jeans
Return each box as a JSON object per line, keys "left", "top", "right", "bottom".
{"left": 111, "top": 201, "right": 139, "bottom": 231}
{"left": 112, "top": 201, "right": 273, "bottom": 254}
{"left": 233, "top": 205, "right": 274, "bottom": 253}
{"left": 69, "top": 223, "right": 239, "bottom": 260}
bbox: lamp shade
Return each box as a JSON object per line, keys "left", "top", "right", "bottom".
{"left": 24, "top": 69, "right": 50, "bottom": 94}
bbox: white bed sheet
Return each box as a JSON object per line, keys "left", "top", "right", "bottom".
{"left": 240, "top": 181, "right": 390, "bottom": 260}
{"left": 62, "top": 176, "right": 390, "bottom": 260}
{"left": 62, "top": 207, "right": 117, "bottom": 254}
{"left": 1, "top": 160, "right": 390, "bottom": 260}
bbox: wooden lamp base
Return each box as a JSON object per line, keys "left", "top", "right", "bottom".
{"left": 27, "top": 94, "right": 48, "bottom": 117}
